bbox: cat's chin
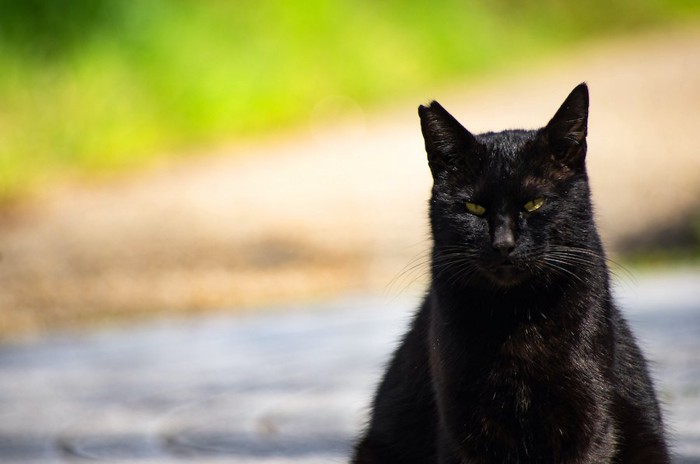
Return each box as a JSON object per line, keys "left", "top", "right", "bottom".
{"left": 480, "top": 264, "right": 530, "bottom": 288}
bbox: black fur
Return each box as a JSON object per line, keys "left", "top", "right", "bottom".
{"left": 351, "top": 84, "right": 670, "bottom": 463}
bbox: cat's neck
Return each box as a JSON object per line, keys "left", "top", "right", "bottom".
{"left": 430, "top": 262, "right": 611, "bottom": 330}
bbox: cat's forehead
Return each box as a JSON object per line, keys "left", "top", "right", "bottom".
{"left": 475, "top": 130, "right": 538, "bottom": 177}
{"left": 476, "top": 129, "right": 536, "bottom": 160}
{"left": 467, "top": 129, "right": 551, "bottom": 195}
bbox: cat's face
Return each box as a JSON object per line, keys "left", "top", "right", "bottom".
{"left": 419, "top": 84, "right": 598, "bottom": 288}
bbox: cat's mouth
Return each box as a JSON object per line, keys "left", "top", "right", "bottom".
{"left": 482, "top": 260, "right": 528, "bottom": 286}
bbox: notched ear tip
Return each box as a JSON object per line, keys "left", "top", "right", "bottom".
{"left": 417, "top": 103, "right": 429, "bottom": 118}
{"left": 417, "top": 100, "right": 478, "bottom": 176}
{"left": 418, "top": 100, "right": 443, "bottom": 118}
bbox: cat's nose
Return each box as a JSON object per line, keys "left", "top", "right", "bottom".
{"left": 492, "top": 239, "right": 515, "bottom": 257}
{"left": 492, "top": 228, "right": 516, "bottom": 257}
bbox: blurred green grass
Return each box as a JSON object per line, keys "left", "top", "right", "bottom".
{"left": 1, "top": 0, "right": 698, "bottom": 201}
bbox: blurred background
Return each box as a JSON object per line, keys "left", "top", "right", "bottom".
{"left": 0, "top": 0, "right": 698, "bottom": 336}
{"left": 1, "top": 2, "right": 700, "bottom": 463}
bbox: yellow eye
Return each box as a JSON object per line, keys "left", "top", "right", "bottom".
{"left": 466, "top": 202, "right": 486, "bottom": 216}
{"left": 523, "top": 197, "right": 545, "bottom": 213}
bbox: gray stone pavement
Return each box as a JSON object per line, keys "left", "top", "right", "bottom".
{"left": 0, "top": 270, "right": 698, "bottom": 463}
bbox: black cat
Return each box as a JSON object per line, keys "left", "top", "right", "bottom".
{"left": 351, "top": 84, "right": 670, "bottom": 463}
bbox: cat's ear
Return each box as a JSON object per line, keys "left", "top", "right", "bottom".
{"left": 541, "top": 83, "right": 589, "bottom": 169}
{"left": 418, "top": 101, "right": 478, "bottom": 176}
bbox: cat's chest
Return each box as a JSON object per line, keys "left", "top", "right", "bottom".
{"left": 430, "top": 296, "right": 592, "bottom": 400}
{"left": 499, "top": 322, "right": 554, "bottom": 364}
{"left": 485, "top": 333, "right": 564, "bottom": 416}
{"left": 439, "top": 317, "right": 586, "bottom": 409}
{"left": 478, "top": 324, "right": 566, "bottom": 405}
{"left": 493, "top": 321, "right": 581, "bottom": 384}
{"left": 452, "top": 325, "right": 600, "bottom": 452}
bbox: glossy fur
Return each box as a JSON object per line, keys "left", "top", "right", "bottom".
{"left": 351, "top": 84, "right": 670, "bottom": 463}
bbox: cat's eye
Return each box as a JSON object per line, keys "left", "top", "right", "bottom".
{"left": 465, "top": 201, "right": 486, "bottom": 216}
{"left": 523, "top": 197, "right": 545, "bottom": 213}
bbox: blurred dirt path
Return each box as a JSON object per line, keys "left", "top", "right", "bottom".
{"left": 1, "top": 27, "right": 699, "bottom": 336}
{"left": 0, "top": 272, "right": 698, "bottom": 463}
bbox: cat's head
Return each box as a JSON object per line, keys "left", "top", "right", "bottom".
{"left": 419, "top": 83, "right": 600, "bottom": 289}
